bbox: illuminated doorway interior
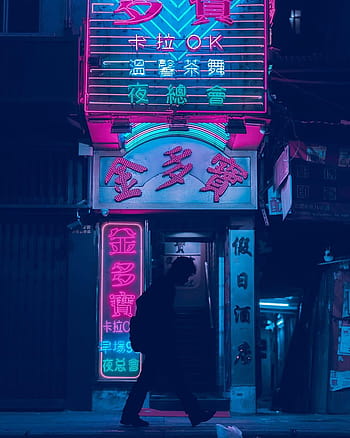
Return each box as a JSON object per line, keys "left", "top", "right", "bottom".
{"left": 149, "top": 230, "right": 228, "bottom": 410}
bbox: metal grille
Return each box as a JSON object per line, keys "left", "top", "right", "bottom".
{"left": 0, "top": 149, "right": 87, "bottom": 206}
{"left": 0, "top": 219, "right": 68, "bottom": 400}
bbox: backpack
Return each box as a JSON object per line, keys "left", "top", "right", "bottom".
{"left": 129, "top": 314, "right": 147, "bottom": 353}
{"left": 129, "top": 294, "right": 152, "bottom": 353}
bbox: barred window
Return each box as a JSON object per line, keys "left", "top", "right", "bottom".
{"left": 289, "top": 9, "right": 301, "bottom": 35}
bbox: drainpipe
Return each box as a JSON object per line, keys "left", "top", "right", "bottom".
{"left": 65, "top": 0, "right": 72, "bottom": 30}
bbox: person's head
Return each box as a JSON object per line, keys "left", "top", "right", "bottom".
{"left": 167, "top": 257, "right": 196, "bottom": 286}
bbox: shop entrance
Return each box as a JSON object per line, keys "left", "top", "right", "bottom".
{"left": 149, "top": 229, "right": 228, "bottom": 410}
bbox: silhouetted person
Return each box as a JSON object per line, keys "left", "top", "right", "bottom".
{"left": 120, "top": 257, "right": 216, "bottom": 427}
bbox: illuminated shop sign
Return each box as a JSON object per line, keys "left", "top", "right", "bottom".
{"left": 85, "top": 0, "right": 267, "bottom": 116}
{"left": 229, "top": 229, "right": 255, "bottom": 403}
{"left": 99, "top": 222, "right": 144, "bottom": 380}
{"left": 92, "top": 138, "right": 257, "bottom": 210}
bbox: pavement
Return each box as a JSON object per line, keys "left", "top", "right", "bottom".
{"left": 1, "top": 410, "right": 350, "bottom": 438}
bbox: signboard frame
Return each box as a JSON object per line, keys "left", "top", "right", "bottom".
{"left": 92, "top": 139, "right": 258, "bottom": 210}
{"left": 98, "top": 221, "right": 144, "bottom": 381}
{"left": 84, "top": 0, "right": 268, "bottom": 119}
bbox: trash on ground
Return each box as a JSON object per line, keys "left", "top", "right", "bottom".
{"left": 216, "top": 423, "right": 243, "bottom": 438}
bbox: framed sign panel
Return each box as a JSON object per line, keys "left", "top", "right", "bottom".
{"left": 85, "top": 0, "right": 267, "bottom": 117}
{"left": 98, "top": 222, "right": 144, "bottom": 380}
{"left": 92, "top": 138, "right": 258, "bottom": 210}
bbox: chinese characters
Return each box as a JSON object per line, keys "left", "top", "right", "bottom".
{"left": 156, "top": 146, "right": 193, "bottom": 190}
{"left": 99, "top": 224, "right": 143, "bottom": 379}
{"left": 190, "top": 0, "right": 234, "bottom": 25}
{"left": 200, "top": 153, "right": 249, "bottom": 202}
{"left": 105, "top": 157, "right": 148, "bottom": 202}
{"left": 113, "top": 0, "right": 163, "bottom": 25}
{"left": 104, "top": 151, "right": 249, "bottom": 204}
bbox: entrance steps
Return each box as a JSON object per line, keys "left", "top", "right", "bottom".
{"left": 150, "top": 393, "right": 230, "bottom": 411}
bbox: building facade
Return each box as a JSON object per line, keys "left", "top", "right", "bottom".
{"left": 7, "top": 0, "right": 350, "bottom": 414}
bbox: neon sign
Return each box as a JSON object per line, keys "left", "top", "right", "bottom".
{"left": 85, "top": 0, "right": 267, "bottom": 116}
{"left": 99, "top": 222, "right": 144, "bottom": 380}
{"left": 93, "top": 138, "right": 257, "bottom": 209}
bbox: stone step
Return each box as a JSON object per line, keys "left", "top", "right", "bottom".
{"left": 150, "top": 394, "right": 230, "bottom": 411}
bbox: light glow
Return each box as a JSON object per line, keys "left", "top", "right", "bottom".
{"left": 99, "top": 222, "right": 144, "bottom": 380}
{"left": 123, "top": 122, "right": 229, "bottom": 151}
{"left": 259, "top": 302, "right": 290, "bottom": 308}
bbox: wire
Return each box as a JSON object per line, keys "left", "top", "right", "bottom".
{"left": 271, "top": 69, "right": 349, "bottom": 113}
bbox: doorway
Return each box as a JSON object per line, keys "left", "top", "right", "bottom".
{"left": 149, "top": 229, "right": 229, "bottom": 410}
{"left": 257, "top": 298, "right": 300, "bottom": 410}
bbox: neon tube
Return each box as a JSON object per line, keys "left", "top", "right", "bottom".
{"left": 259, "top": 302, "right": 290, "bottom": 308}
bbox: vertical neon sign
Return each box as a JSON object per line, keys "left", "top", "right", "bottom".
{"left": 99, "top": 222, "right": 144, "bottom": 380}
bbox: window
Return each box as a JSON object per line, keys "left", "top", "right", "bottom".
{"left": 1, "top": 0, "right": 40, "bottom": 33}
{"left": 289, "top": 9, "right": 301, "bottom": 35}
{"left": 296, "top": 185, "right": 310, "bottom": 199}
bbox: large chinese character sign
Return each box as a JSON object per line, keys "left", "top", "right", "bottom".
{"left": 99, "top": 222, "right": 144, "bottom": 380}
{"left": 93, "top": 138, "right": 257, "bottom": 210}
{"left": 85, "top": 0, "right": 267, "bottom": 116}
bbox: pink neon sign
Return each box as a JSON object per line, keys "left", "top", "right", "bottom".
{"left": 93, "top": 142, "right": 257, "bottom": 210}
{"left": 113, "top": 0, "right": 163, "bottom": 25}
{"left": 99, "top": 222, "right": 144, "bottom": 380}
{"left": 200, "top": 153, "right": 249, "bottom": 202}
{"left": 85, "top": 0, "right": 267, "bottom": 117}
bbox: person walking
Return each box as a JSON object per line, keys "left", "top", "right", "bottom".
{"left": 120, "top": 256, "right": 216, "bottom": 427}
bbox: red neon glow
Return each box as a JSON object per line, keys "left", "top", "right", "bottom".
{"left": 269, "top": 0, "right": 276, "bottom": 26}
{"left": 156, "top": 146, "right": 193, "bottom": 191}
{"left": 105, "top": 157, "right": 148, "bottom": 202}
{"left": 190, "top": 0, "right": 233, "bottom": 25}
{"left": 200, "top": 153, "right": 249, "bottom": 202}
{"left": 108, "top": 227, "right": 138, "bottom": 255}
{"left": 99, "top": 222, "right": 144, "bottom": 380}
{"left": 109, "top": 291, "right": 136, "bottom": 317}
{"left": 111, "top": 261, "right": 136, "bottom": 287}
{"left": 113, "top": 0, "right": 163, "bottom": 25}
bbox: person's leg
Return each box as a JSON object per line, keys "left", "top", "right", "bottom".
{"left": 168, "top": 359, "right": 201, "bottom": 415}
{"left": 121, "top": 355, "right": 155, "bottom": 424}
{"left": 168, "top": 357, "right": 216, "bottom": 426}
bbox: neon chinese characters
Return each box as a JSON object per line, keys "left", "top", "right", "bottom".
{"left": 105, "top": 158, "right": 148, "bottom": 202}
{"left": 99, "top": 223, "right": 144, "bottom": 380}
{"left": 200, "top": 153, "right": 249, "bottom": 202}
{"left": 103, "top": 148, "right": 249, "bottom": 204}
{"left": 113, "top": 0, "right": 163, "bottom": 25}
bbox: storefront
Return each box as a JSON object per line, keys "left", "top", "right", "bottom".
{"left": 89, "top": 133, "right": 257, "bottom": 412}
{"left": 81, "top": 0, "right": 268, "bottom": 413}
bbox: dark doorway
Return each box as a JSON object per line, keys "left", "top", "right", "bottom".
{"left": 149, "top": 230, "right": 228, "bottom": 410}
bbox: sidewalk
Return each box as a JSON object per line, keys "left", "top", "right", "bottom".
{"left": 1, "top": 410, "right": 350, "bottom": 437}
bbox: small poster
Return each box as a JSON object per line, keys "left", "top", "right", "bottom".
{"left": 267, "top": 186, "right": 282, "bottom": 215}
{"left": 330, "top": 370, "right": 350, "bottom": 391}
{"left": 338, "top": 326, "right": 350, "bottom": 356}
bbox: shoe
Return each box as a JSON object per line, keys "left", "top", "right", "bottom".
{"left": 120, "top": 415, "right": 149, "bottom": 427}
{"left": 189, "top": 409, "right": 216, "bottom": 427}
